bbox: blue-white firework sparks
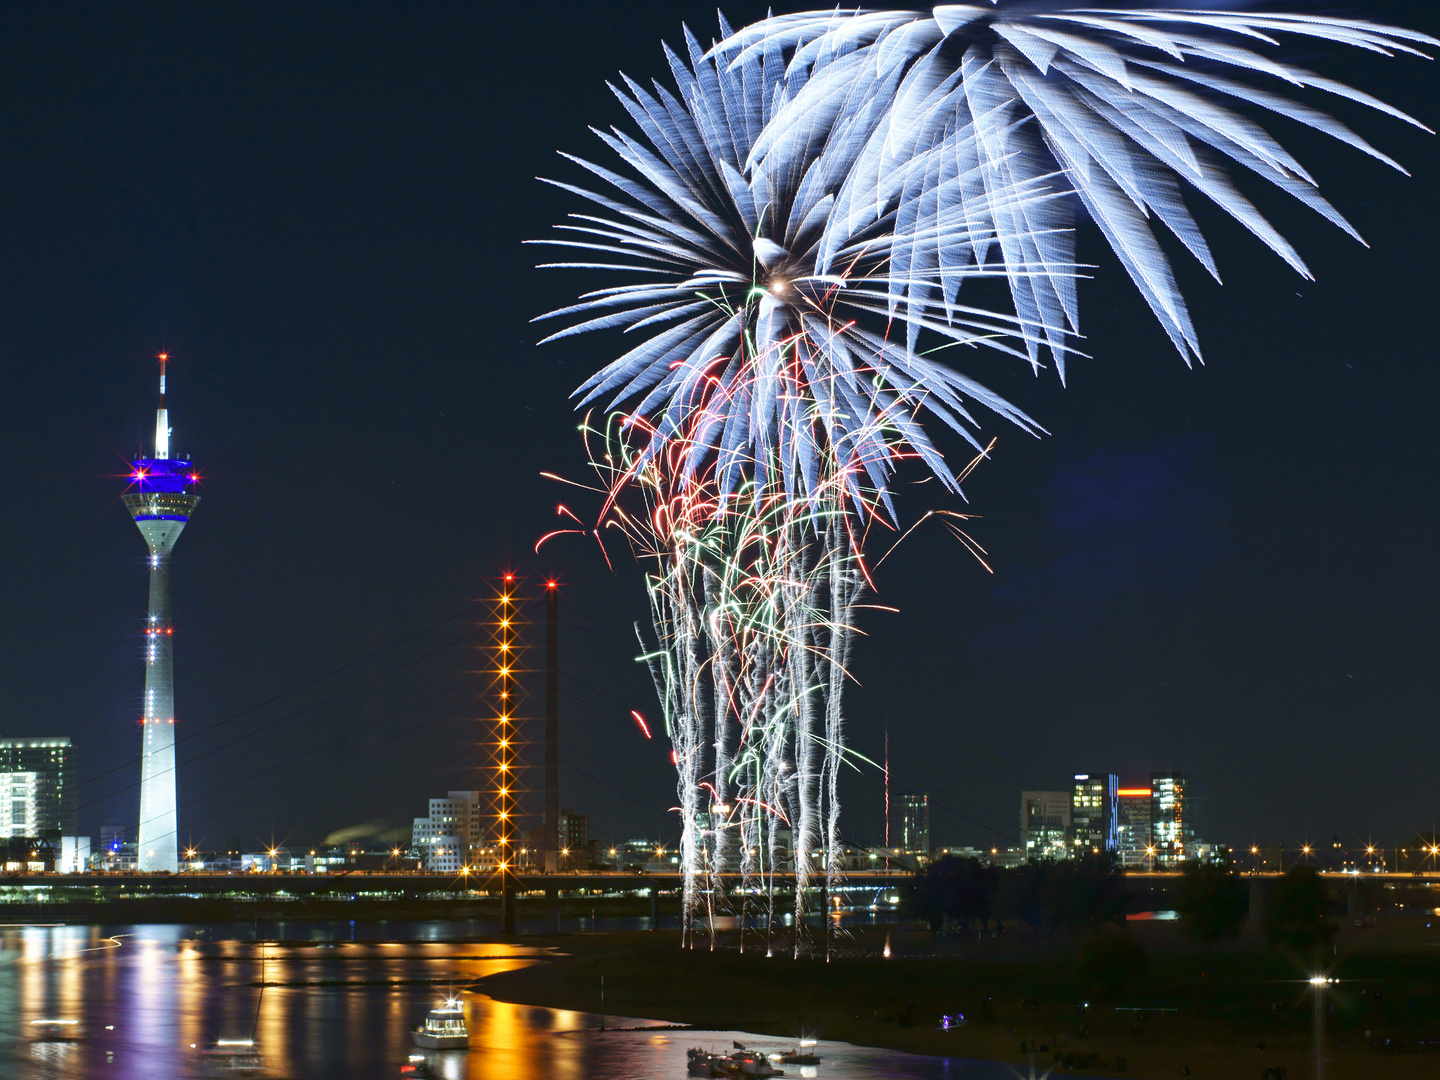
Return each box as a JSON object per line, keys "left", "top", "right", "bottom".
{"left": 722, "top": 3, "right": 1436, "bottom": 371}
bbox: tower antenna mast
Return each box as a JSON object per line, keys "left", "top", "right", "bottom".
{"left": 155, "top": 352, "right": 170, "bottom": 459}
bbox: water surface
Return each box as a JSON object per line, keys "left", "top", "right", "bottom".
{"left": 0, "top": 923, "right": 1092, "bottom": 1079}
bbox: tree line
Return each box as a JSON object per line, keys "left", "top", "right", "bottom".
{"left": 908, "top": 853, "right": 1337, "bottom": 954}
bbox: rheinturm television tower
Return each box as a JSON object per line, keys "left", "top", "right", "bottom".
{"left": 121, "top": 353, "right": 199, "bottom": 874}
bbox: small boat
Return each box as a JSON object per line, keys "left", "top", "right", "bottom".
{"left": 689, "top": 1048, "right": 723, "bottom": 1076}
{"left": 411, "top": 998, "right": 469, "bottom": 1050}
{"left": 400, "top": 1053, "right": 436, "bottom": 1077}
{"left": 688, "top": 1046, "right": 786, "bottom": 1077}
{"left": 776, "top": 1039, "right": 822, "bottom": 1066}
{"left": 29, "top": 1018, "right": 82, "bottom": 1041}
{"left": 200, "top": 1039, "right": 265, "bottom": 1075}
{"left": 726, "top": 1050, "right": 785, "bottom": 1077}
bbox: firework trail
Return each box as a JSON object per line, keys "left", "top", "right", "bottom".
{"left": 536, "top": 4, "right": 1432, "bottom": 950}
{"left": 577, "top": 411, "right": 875, "bottom": 952}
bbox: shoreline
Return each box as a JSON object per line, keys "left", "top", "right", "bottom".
{"left": 474, "top": 924, "right": 1440, "bottom": 1080}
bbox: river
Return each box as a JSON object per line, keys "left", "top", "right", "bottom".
{"left": 0, "top": 922, "right": 1070, "bottom": 1079}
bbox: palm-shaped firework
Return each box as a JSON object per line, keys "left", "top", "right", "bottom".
{"left": 533, "top": 17, "right": 1051, "bottom": 518}
{"left": 723, "top": 3, "right": 1436, "bottom": 369}
{"left": 536, "top": 3, "right": 1432, "bottom": 952}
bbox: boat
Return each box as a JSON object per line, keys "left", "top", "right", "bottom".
{"left": 688, "top": 1048, "right": 723, "bottom": 1076}
{"left": 411, "top": 998, "right": 469, "bottom": 1049}
{"left": 200, "top": 1039, "right": 265, "bottom": 1075}
{"left": 687, "top": 1046, "right": 786, "bottom": 1077}
{"left": 200, "top": 942, "right": 267, "bottom": 1073}
{"left": 775, "top": 1039, "right": 822, "bottom": 1066}
{"left": 733, "top": 1050, "right": 785, "bottom": 1076}
{"left": 29, "top": 1018, "right": 82, "bottom": 1041}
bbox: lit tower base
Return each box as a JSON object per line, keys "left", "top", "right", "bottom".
{"left": 122, "top": 354, "right": 198, "bottom": 874}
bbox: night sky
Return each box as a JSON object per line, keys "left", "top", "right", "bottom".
{"left": 1, "top": 2, "right": 1435, "bottom": 856}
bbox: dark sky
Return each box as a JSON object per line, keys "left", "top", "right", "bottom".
{"left": 0, "top": 2, "right": 1435, "bottom": 856}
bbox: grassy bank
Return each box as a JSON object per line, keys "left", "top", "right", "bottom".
{"left": 477, "top": 917, "right": 1440, "bottom": 1079}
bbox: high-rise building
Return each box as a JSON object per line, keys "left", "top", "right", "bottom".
{"left": 890, "top": 793, "right": 930, "bottom": 856}
{"left": 1116, "top": 785, "right": 1153, "bottom": 867}
{"left": 413, "top": 790, "right": 483, "bottom": 873}
{"left": 558, "top": 807, "right": 590, "bottom": 870}
{"left": 1150, "top": 772, "right": 1192, "bottom": 865}
{"left": 1020, "top": 790, "right": 1070, "bottom": 860}
{"left": 122, "top": 355, "right": 199, "bottom": 874}
{"left": 1071, "top": 773, "right": 1118, "bottom": 855}
{"left": 0, "top": 738, "right": 74, "bottom": 838}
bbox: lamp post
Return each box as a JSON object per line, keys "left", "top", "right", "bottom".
{"left": 1309, "top": 975, "right": 1334, "bottom": 1080}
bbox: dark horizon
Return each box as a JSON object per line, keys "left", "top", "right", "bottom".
{"left": 0, "top": 1, "right": 1436, "bottom": 857}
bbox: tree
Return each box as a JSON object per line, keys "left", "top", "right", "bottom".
{"left": 1078, "top": 928, "right": 1148, "bottom": 1001}
{"left": 995, "top": 861, "right": 1048, "bottom": 934}
{"left": 907, "top": 856, "right": 999, "bottom": 933}
{"left": 1263, "top": 866, "right": 1335, "bottom": 955}
{"left": 955, "top": 859, "right": 1000, "bottom": 932}
{"left": 1175, "top": 857, "right": 1248, "bottom": 946}
{"left": 1045, "top": 853, "right": 1130, "bottom": 936}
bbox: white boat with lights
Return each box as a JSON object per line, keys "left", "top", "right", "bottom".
{"left": 411, "top": 998, "right": 469, "bottom": 1049}
{"left": 775, "top": 1039, "right": 822, "bottom": 1066}
{"left": 29, "top": 1018, "right": 81, "bottom": 1041}
{"left": 200, "top": 1039, "right": 265, "bottom": 1074}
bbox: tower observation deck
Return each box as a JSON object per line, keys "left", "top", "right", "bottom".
{"left": 121, "top": 354, "right": 198, "bottom": 874}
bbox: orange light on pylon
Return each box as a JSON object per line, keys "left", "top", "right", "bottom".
{"left": 490, "top": 573, "right": 522, "bottom": 882}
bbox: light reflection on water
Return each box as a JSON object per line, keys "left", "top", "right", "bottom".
{"left": 0, "top": 923, "right": 1095, "bottom": 1079}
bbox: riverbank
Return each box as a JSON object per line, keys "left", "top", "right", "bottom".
{"left": 476, "top": 917, "right": 1440, "bottom": 1079}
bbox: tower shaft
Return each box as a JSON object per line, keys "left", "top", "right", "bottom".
{"left": 137, "top": 531, "right": 183, "bottom": 872}
{"left": 125, "top": 501, "right": 196, "bottom": 873}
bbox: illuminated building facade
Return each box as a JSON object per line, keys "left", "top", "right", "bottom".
{"left": 122, "top": 355, "right": 198, "bottom": 874}
{"left": 1116, "top": 786, "right": 1153, "bottom": 867}
{"left": 0, "top": 772, "right": 36, "bottom": 837}
{"left": 0, "top": 737, "right": 74, "bottom": 838}
{"left": 890, "top": 793, "right": 930, "bottom": 857}
{"left": 1021, "top": 790, "right": 1070, "bottom": 860}
{"left": 1150, "top": 772, "right": 1191, "bottom": 865}
{"left": 413, "top": 791, "right": 483, "bottom": 873}
{"left": 1071, "top": 773, "right": 1118, "bottom": 855}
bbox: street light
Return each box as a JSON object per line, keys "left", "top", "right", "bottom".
{"left": 1309, "top": 974, "right": 1336, "bottom": 1080}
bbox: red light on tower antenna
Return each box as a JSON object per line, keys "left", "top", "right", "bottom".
{"left": 158, "top": 352, "right": 168, "bottom": 361}
{"left": 546, "top": 580, "right": 557, "bottom": 590}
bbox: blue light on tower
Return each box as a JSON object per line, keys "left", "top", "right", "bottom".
{"left": 121, "top": 353, "right": 199, "bottom": 874}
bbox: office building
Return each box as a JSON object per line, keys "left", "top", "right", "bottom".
{"left": 557, "top": 808, "right": 590, "bottom": 870}
{"left": 1021, "top": 791, "right": 1070, "bottom": 860}
{"left": 0, "top": 771, "right": 36, "bottom": 837}
{"left": 890, "top": 793, "right": 930, "bottom": 856}
{"left": 59, "top": 836, "right": 90, "bottom": 873}
{"left": 122, "top": 356, "right": 200, "bottom": 873}
{"left": 413, "top": 790, "right": 483, "bottom": 873}
{"left": 1071, "top": 773, "right": 1118, "bottom": 854}
{"left": 1116, "top": 785, "right": 1153, "bottom": 867}
{"left": 1151, "top": 772, "right": 1192, "bottom": 865}
{"left": 0, "top": 738, "right": 75, "bottom": 838}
